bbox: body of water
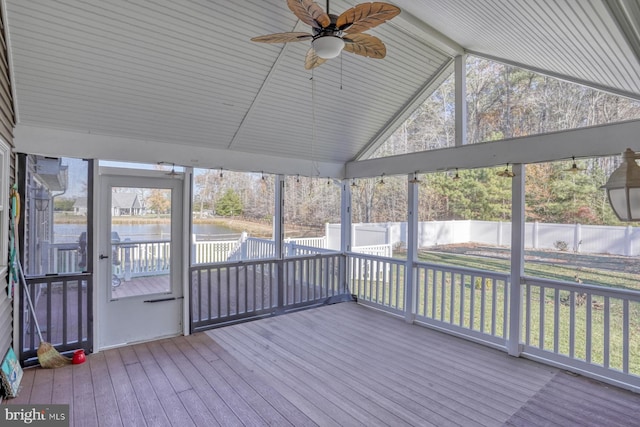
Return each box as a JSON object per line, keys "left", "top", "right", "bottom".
{"left": 54, "top": 223, "right": 239, "bottom": 243}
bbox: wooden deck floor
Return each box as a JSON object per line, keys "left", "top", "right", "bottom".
{"left": 7, "top": 302, "right": 640, "bottom": 426}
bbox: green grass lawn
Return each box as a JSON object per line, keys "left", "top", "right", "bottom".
{"left": 415, "top": 250, "right": 640, "bottom": 291}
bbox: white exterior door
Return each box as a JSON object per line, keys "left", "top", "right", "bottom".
{"left": 97, "top": 170, "right": 184, "bottom": 349}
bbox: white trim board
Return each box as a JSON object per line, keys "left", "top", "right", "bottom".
{"left": 346, "top": 119, "right": 640, "bottom": 178}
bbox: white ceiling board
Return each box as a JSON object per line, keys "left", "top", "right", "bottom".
{"left": 393, "top": 0, "right": 640, "bottom": 98}
{"left": 7, "top": 0, "right": 453, "bottom": 169}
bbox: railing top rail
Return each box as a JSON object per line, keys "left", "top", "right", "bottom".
{"left": 49, "top": 242, "right": 80, "bottom": 250}
{"left": 113, "top": 239, "right": 170, "bottom": 246}
{"left": 415, "top": 260, "right": 511, "bottom": 280}
{"left": 523, "top": 275, "right": 640, "bottom": 301}
{"left": 285, "top": 252, "right": 344, "bottom": 260}
{"left": 193, "top": 239, "right": 239, "bottom": 245}
{"left": 288, "top": 244, "right": 336, "bottom": 254}
{"left": 24, "top": 272, "right": 93, "bottom": 283}
{"left": 190, "top": 252, "right": 344, "bottom": 271}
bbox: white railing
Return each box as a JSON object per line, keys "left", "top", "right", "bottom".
{"left": 414, "top": 262, "right": 510, "bottom": 348}
{"left": 348, "top": 253, "right": 406, "bottom": 316}
{"left": 521, "top": 276, "right": 640, "bottom": 389}
{"left": 49, "top": 243, "right": 81, "bottom": 274}
{"left": 193, "top": 239, "right": 241, "bottom": 264}
{"left": 284, "top": 236, "right": 327, "bottom": 248}
{"left": 352, "top": 243, "right": 393, "bottom": 258}
{"left": 113, "top": 240, "right": 171, "bottom": 277}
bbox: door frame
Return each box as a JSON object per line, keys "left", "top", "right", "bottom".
{"left": 94, "top": 166, "right": 191, "bottom": 351}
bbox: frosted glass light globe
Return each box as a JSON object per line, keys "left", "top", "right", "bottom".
{"left": 312, "top": 36, "right": 345, "bottom": 59}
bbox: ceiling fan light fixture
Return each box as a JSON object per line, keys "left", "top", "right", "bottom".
{"left": 312, "top": 35, "right": 344, "bottom": 59}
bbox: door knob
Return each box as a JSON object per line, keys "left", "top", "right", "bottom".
{"left": 99, "top": 254, "right": 109, "bottom": 260}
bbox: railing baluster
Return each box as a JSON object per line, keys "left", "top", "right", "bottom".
{"left": 539, "top": 286, "right": 545, "bottom": 350}
{"left": 491, "top": 277, "right": 498, "bottom": 337}
{"left": 252, "top": 263, "right": 257, "bottom": 312}
{"left": 502, "top": 279, "right": 508, "bottom": 340}
{"left": 569, "top": 290, "right": 575, "bottom": 358}
{"left": 459, "top": 273, "right": 465, "bottom": 327}
{"left": 244, "top": 262, "right": 248, "bottom": 314}
{"left": 623, "top": 299, "right": 629, "bottom": 374}
{"left": 430, "top": 268, "right": 436, "bottom": 319}
{"left": 216, "top": 267, "right": 221, "bottom": 319}
{"left": 586, "top": 293, "right": 592, "bottom": 364}
{"left": 62, "top": 280, "right": 68, "bottom": 346}
{"left": 554, "top": 288, "right": 560, "bottom": 354}
{"left": 397, "top": 263, "right": 402, "bottom": 310}
{"left": 452, "top": 273, "right": 458, "bottom": 324}
{"left": 225, "top": 266, "right": 230, "bottom": 317}
{"left": 469, "top": 275, "right": 475, "bottom": 330}
{"left": 525, "top": 284, "right": 531, "bottom": 346}
{"left": 480, "top": 277, "right": 487, "bottom": 333}
{"left": 207, "top": 268, "right": 212, "bottom": 320}
{"left": 604, "top": 296, "right": 610, "bottom": 369}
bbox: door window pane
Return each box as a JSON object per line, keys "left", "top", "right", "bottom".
{"left": 110, "top": 186, "right": 172, "bottom": 299}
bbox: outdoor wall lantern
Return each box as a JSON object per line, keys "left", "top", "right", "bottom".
{"left": 601, "top": 148, "right": 640, "bottom": 221}
{"left": 34, "top": 187, "right": 50, "bottom": 212}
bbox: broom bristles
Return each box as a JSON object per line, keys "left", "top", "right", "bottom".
{"left": 37, "top": 342, "right": 71, "bottom": 368}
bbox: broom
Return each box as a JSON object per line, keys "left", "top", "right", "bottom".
{"left": 10, "top": 185, "right": 70, "bottom": 368}
{"left": 17, "top": 259, "right": 70, "bottom": 368}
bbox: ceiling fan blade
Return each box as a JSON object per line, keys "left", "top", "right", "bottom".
{"left": 251, "top": 32, "right": 313, "bottom": 43}
{"left": 287, "top": 0, "right": 331, "bottom": 29}
{"left": 343, "top": 33, "right": 386, "bottom": 59}
{"left": 336, "top": 2, "right": 401, "bottom": 34}
{"left": 305, "top": 48, "right": 327, "bottom": 69}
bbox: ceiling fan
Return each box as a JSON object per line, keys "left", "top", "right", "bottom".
{"left": 251, "top": 0, "right": 401, "bottom": 69}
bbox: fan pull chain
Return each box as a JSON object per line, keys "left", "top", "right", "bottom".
{"left": 340, "top": 54, "right": 343, "bottom": 90}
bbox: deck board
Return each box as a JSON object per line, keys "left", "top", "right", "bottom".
{"left": 5, "top": 301, "right": 640, "bottom": 426}
{"left": 87, "top": 352, "right": 122, "bottom": 427}
{"left": 238, "top": 319, "right": 471, "bottom": 426}
{"left": 103, "top": 348, "right": 146, "bottom": 426}
{"left": 264, "top": 310, "right": 509, "bottom": 423}
{"left": 130, "top": 343, "right": 196, "bottom": 427}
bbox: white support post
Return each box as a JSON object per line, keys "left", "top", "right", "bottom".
{"left": 274, "top": 175, "right": 284, "bottom": 259}
{"left": 275, "top": 175, "right": 285, "bottom": 312}
{"left": 455, "top": 54, "right": 467, "bottom": 147}
{"left": 183, "top": 167, "right": 193, "bottom": 336}
{"left": 405, "top": 174, "right": 418, "bottom": 323}
{"left": 341, "top": 180, "right": 352, "bottom": 253}
{"left": 508, "top": 164, "right": 525, "bottom": 356}
{"left": 341, "top": 180, "right": 352, "bottom": 295}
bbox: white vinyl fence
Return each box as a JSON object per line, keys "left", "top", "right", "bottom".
{"left": 328, "top": 220, "right": 640, "bottom": 256}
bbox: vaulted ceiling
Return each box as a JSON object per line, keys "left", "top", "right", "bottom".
{"left": 6, "top": 0, "right": 640, "bottom": 177}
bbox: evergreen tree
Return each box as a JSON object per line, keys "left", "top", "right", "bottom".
{"left": 216, "top": 189, "right": 243, "bottom": 217}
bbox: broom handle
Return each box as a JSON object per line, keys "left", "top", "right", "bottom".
{"left": 10, "top": 188, "right": 45, "bottom": 343}
{"left": 17, "top": 259, "right": 44, "bottom": 343}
